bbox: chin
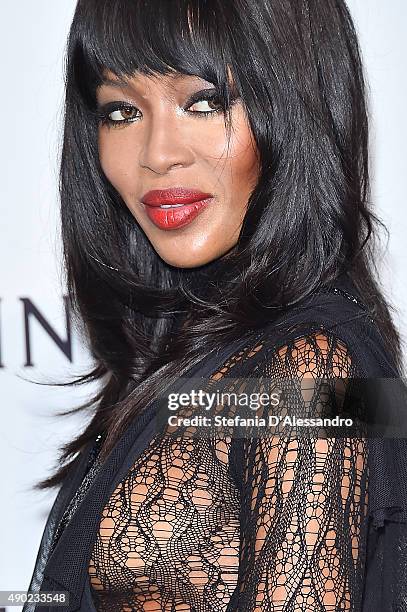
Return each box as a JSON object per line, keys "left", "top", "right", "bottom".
{"left": 155, "top": 248, "right": 224, "bottom": 270}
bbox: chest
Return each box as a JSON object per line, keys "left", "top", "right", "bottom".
{"left": 88, "top": 434, "right": 241, "bottom": 611}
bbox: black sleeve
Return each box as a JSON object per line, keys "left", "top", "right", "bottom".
{"left": 226, "top": 330, "right": 369, "bottom": 611}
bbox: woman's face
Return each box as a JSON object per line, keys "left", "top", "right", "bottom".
{"left": 96, "top": 70, "right": 260, "bottom": 268}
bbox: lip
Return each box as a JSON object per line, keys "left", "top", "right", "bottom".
{"left": 141, "top": 188, "right": 213, "bottom": 207}
{"left": 140, "top": 188, "right": 214, "bottom": 230}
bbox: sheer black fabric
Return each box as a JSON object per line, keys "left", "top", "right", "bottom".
{"left": 23, "top": 273, "right": 407, "bottom": 612}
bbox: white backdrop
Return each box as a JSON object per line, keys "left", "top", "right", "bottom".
{"left": 0, "top": 1, "right": 406, "bottom": 608}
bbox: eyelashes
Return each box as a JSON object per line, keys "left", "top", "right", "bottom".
{"left": 97, "top": 103, "right": 140, "bottom": 126}
{"left": 96, "top": 88, "right": 239, "bottom": 128}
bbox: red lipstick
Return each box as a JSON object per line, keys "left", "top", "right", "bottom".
{"left": 140, "top": 188, "right": 214, "bottom": 230}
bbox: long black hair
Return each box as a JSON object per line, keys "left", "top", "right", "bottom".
{"left": 36, "top": 0, "right": 404, "bottom": 489}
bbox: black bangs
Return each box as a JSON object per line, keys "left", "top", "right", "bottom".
{"left": 69, "top": 0, "right": 236, "bottom": 109}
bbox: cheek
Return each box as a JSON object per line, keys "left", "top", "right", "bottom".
{"left": 98, "top": 130, "right": 137, "bottom": 196}
{"left": 230, "top": 127, "right": 259, "bottom": 187}
{"left": 207, "top": 118, "right": 259, "bottom": 199}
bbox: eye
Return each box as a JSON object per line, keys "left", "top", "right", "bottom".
{"left": 107, "top": 106, "right": 139, "bottom": 123}
{"left": 97, "top": 103, "right": 140, "bottom": 127}
{"left": 183, "top": 88, "right": 239, "bottom": 118}
{"left": 187, "top": 94, "right": 224, "bottom": 114}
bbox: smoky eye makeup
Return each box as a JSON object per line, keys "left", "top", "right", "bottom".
{"left": 95, "top": 85, "right": 240, "bottom": 128}
{"left": 191, "top": 87, "right": 239, "bottom": 111}
{"left": 95, "top": 101, "right": 141, "bottom": 126}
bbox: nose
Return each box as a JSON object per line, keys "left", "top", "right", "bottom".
{"left": 138, "top": 111, "right": 194, "bottom": 175}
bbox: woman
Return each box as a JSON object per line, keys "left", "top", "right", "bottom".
{"left": 24, "top": 0, "right": 407, "bottom": 610}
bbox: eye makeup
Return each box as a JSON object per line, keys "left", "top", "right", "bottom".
{"left": 95, "top": 87, "right": 240, "bottom": 128}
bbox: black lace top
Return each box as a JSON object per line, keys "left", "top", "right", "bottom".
{"left": 23, "top": 273, "right": 407, "bottom": 611}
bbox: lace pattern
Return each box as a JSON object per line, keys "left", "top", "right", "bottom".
{"left": 87, "top": 328, "right": 369, "bottom": 611}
